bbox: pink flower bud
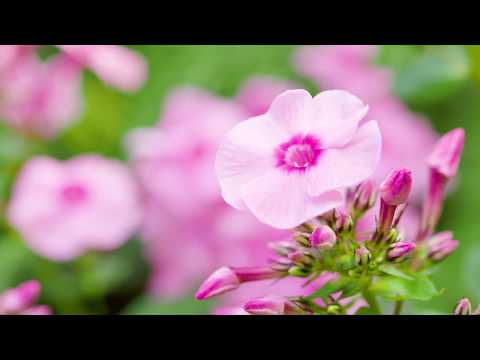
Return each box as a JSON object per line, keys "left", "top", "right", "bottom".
{"left": 195, "top": 267, "right": 240, "bottom": 300}
{"left": 379, "top": 169, "right": 412, "bottom": 206}
{"left": 454, "top": 298, "right": 471, "bottom": 315}
{"left": 353, "top": 179, "right": 377, "bottom": 212}
{"left": 243, "top": 295, "right": 299, "bottom": 315}
{"left": 387, "top": 241, "right": 416, "bottom": 262}
{"left": 309, "top": 225, "right": 336, "bottom": 249}
{"left": 0, "top": 280, "right": 41, "bottom": 314}
{"left": 335, "top": 212, "right": 353, "bottom": 233}
{"left": 195, "top": 266, "right": 282, "bottom": 300}
{"left": 425, "top": 231, "right": 459, "bottom": 261}
{"left": 355, "top": 246, "right": 371, "bottom": 265}
{"left": 428, "top": 128, "right": 465, "bottom": 178}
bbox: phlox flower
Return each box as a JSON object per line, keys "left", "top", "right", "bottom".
{"left": 215, "top": 89, "right": 382, "bottom": 229}
{"left": 126, "top": 86, "right": 289, "bottom": 299}
{"left": 7, "top": 155, "right": 142, "bottom": 261}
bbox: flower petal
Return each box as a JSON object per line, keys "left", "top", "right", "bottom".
{"left": 310, "top": 90, "right": 369, "bottom": 147}
{"left": 241, "top": 171, "right": 344, "bottom": 229}
{"left": 268, "top": 89, "right": 312, "bottom": 136}
{"left": 215, "top": 114, "right": 286, "bottom": 210}
{"left": 307, "top": 121, "right": 381, "bottom": 196}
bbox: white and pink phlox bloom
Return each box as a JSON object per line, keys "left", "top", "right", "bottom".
{"left": 126, "top": 87, "right": 289, "bottom": 299}
{"left": 7, "top": 155, "right": 143, "bottom": 261}
{"left": 215, "top": 89, "right": 382, "bottom": 229}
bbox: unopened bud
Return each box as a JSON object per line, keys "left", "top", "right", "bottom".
{"left": 425, "top": 231, "right": 459, "bottom": 261}
{"left": 380, "top": 169, "right": 412, "bottom": 206}
{"left": 454, "top": 298, "right": 471, "bottom": 315}
{"left": 353, "top": 179, "right": 377, "bottom": 212}
{"left": 244, "top": 295, "right": 301, "bottom": 315}
{"left": 387, "top": 241, "right": 416, "bottom": 262}
{"left": 355, "top": 246, "right": 371, "bottom": 266}
{"left": 309, "top": 225, "right": 336, "bottom": 249}
{"left": 428, "top": 128, "right": 465, "bottom": 179}
{"left": 335, "top": 212, "right": 353, "bottom": 233}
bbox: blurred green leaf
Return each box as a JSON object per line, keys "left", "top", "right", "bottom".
{"left": 371, "top": 274, "right": 442, "bottom": 301}
{"left": 378, "top": 264, "right": 414, "bottom": 281}
{"left": 122, "top": 295, "right": 212, "bottom": 315}
{"left": 391, "top": 46, "right": 470, "bottom": 106}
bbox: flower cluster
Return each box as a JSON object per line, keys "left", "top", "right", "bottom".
{"left": 0, "top": 280, "right": 51, "bottom": 315}
{"left": 196, "top": 88, "right": 465, "bottom": 315}
{"left": 0, "top": 45, "right": 146, "bottom": 139}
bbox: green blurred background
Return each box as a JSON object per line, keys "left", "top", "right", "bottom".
{"left": 1, "top": 45, "right": 480, "bottom": 314}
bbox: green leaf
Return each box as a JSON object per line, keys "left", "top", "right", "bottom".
{"left": 305, "top": 276, "right": 365, "bottom": 301}
{"left": 378, "top": 264, "right": 414, "bottom": 281}
{"left": 392, "top": 46, "right": 470, "bottom": 106}
{"left": 371, "top": 274, "right": 441, "bottom": 301}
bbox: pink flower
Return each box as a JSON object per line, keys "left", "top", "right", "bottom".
{"left": 126, "top": 87, "right": 289, "bottom": 300}
{"left": 215, "top": 89, "right": 382, "bottom": 229}
{"left": 6, "top": 155, "right": 142, "bottom": 261}
{"left": 454, "top": 298, "right": 471, "bottom": 315}
{"left": 0, "top": 280, "right": 51, "bottom": 315}
{"left": 58, "top": 45, "right": 147, "bottom": 92}
{"left": 235, "top": 76, "right": 300, "bottom": 117}
{"left": 294, "top": 45, "right": 392, "bottom": 103}
{"left": 0, "top": 53, "right": 82, "bottom": 139}
{"left": 294, "top": 46, "right": 438, "bottom": 204}
{"left": 309, "top": 225, "right": 336, "bottom": 249}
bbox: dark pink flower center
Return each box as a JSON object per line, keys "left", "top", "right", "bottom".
{"left": 275, "top": 134, "right": 323, "bottom": 173}
{"left": 61, "top": 183, "right": 88, "bottom": 205}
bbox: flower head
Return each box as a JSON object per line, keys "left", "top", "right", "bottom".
{"left": 215, "top": 89, "right": 382, "bottom": 229}
{"left": 7, "top": 155, "right": 142, "bottom": 261}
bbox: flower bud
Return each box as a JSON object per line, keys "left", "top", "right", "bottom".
{"left": 353, "top": 179, "right": 377, "bottom": 212}
{"left": 335, "top": 212, "right": 353, "bottom": 233}
{"left": 425, "top": 231, "right": 459, "bottom": 261}
{"left": 355, "top": 246, "right": 371, "bottom": 266}
{"left": 379, "top": 169, "right": 412, "bottom": 206}
{"left": 288, "top": 265, "right": 310, "bottom": 277}
{"left": 387, "top": 241, "right": 416, "bottom": 262}
{"left": 0, "top": 280, "right": 41, "bottom": 314}
{"left": 195, "top": 266, "right": 282, "bottom": 300}
{"left": 454, "top": 298, "right": 471, "bottom": 315}
{"left": 268, "top": 241, "right": 297, "bottom": 256}
{"left": 428, "top": 128, "right": 465, "bottom": 179}
{"left": 294, "top": 234, "right": 311, "bottom": 248}
{"left": 244, "top": 295, "right": 300, "bottom": 315}
{"left": 309, "top": 225, "right": 336, "bottom": 249}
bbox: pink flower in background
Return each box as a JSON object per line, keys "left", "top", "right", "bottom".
{"left": 0, "top": 53, "right": 83, "bottom": 139}
{"left": 215, "top": 89, "right": 381, "bottom": 229}
{"left": 126, "top": 86, "right": 290, "bottom": 300}
{"left": 294, "top": 45, "right": 438, "bottom": 203}
{"left": 58, "top": 45, "right": 147, "bottom": 92}
{"left": 0, "top": 45, "right": 147, "bottom": 139}
{"left": 0, "top": 280, "right": 51, "bottom": 315}
{"left": 235, "top": 76, "right": 300, "bottom": 117}
{"left": 7, "top": 155, "right": 142, "bottom": 261}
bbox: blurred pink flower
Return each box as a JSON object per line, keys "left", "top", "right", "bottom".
{"left": 126, "top": 86, "right": 289, "bottom": 300}
{"left": 235, "top": 76, "right": 300, "bottom": 117}
{"left": 0, "top": 280, "right": 51, "bottom": 315}
{"left": 58, "top": 45, "right": 147, "bottom": 92}
{"left": 7, "top": 155, "right": 142, "bottom": 261}
{"left": 294, "top": 46, "right": 438, "bottom": 203}
{"left": 0, "top": 45, "right": 147, "bottom": 139}
{"left": 0, "top": 53, "right": 82, "bottom": 139}
{"left": 215, "top": 89, "right": 381, "bottom": 229}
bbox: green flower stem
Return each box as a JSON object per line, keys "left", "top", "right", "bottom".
{"left": 393, "top": 300, "right": 404, "bottom": 315}
{"left": 362, "top": 289, "right": 382, "bottom": 315}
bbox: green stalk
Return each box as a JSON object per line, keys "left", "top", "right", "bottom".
{"left": 393, "top": 300, "right": 404, "bottom": 315}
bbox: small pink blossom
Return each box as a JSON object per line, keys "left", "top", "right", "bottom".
{"left": 379, "top": 169, "right": 412, "bottom": 206}
{"left": 387, "top": 241, "right": 416, "bottom": 261}
{"left": 243, "top": 294, "right": 300, "bottom": 315}
{"left": 454, "top": 298, "right": 471, "bottom": 315}
{"left": 0, "top": 280, "right": 51, "bottom": 315}
{"left": 309, "top": 225, "right": 336, "bottom": 249}
{"left": 216, "top": 89, "right": 382, "bottom": 229}
{"left": 424, "top": 231, "right": 459, "bottom": 261}
{"left": 7, "top": 155, "right": 142, "bottom": 261}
